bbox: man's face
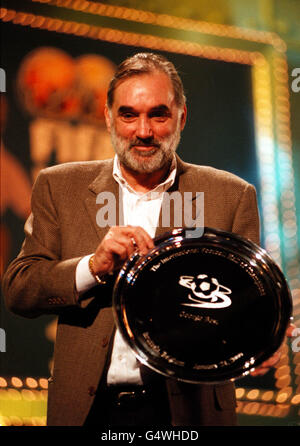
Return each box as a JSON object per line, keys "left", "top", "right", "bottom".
{"left": 105, "top": 71, "right": 186, "bottom": 174}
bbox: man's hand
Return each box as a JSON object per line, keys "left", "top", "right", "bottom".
{"left": 250, "top": 323, "right": 296, "bottom": 377}
{"left": 92, "top": 225, "right": 154, "bottom": 276}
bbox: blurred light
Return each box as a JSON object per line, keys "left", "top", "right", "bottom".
{"left": 0, "top": 415, "right": 10, "bottom": 427}
{"left": 274, "top": 404, "right": 290, "bottom": 417}
{"left": 39, "top": 378, "right": 48, "bottom": 389}
{"left": 275, "top": 375, "right": 291, "bottom": 389}
{"left": 266, "top": 405, "right": 278, "bottom": 416}
{"left": 235, "top": 388, "right": 245, "bottom": 399}
{"left": 262, "top": 391, "right": 274, "bottom": 402}
{"left": 9, "top": 416, "right": 23, "bottom": 426}
{"left": 276, "top": 387, "right": 292, "bottom": 403}
{"left": 291, "top": 394, "right": 300, "bottom": 405}
{"left": 243, "top": 402, "right": 260, "bottom": 415}
{"left": 280, "top": 343, "right": 289, "bottom": 355}
{"left": 22, "top": 417, "right": 34, "bottom": 427}
{"left": 277, "top": 354, "right": 289, "bottom": 366}
{"left": 40, "top": 390, "right": 48, "bottom": 400}
{"left": 0, "top": 8, "right": 8, "bottom": 19}
{"left": 0, "top": 377, "right": 7, "bottom": 388}
{"left": 247, "top": 389, "right": 260, "bottom": 400}
{"left": 25, "top": 378, "right": 38, "bottom": 389}
{"left": 31, "top": 417, "right": 46, "bottom": 426}
{"left": 293, "top": 353, "right": 300, "bottom": 365}
{"left": 1, "top": 9, "right": 16, "bottom": 22}
{"left": 257, "top": 404, "right": 270, "bottom": 416}
{"left": 0, "top": 6, "right": 258, "bottom": 67}
{"left": 21, "top": 389, "right": 37, "bottom": 401}
{"left": 275, "top": 365, "right": 291, "bottom": 378}
{"left": 7, "top": 389, "right": 21, "bottom": 400}
{"left": 11, "top": 377, "right": 23, "bottom": 388}
{"left": 32, "top": 0, "right": 285, "bottom": 51}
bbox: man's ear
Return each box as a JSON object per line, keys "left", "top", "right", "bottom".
{"left": 104, "top": 103, "right": 111, "bottom": 133}
{"left": 180, "top": 104, "right": 187, "bottom": 131}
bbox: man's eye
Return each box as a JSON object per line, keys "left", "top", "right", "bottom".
{"left": 121, "top": 113, "right": 137, "bottom": 120}
{"left": 149, "top": 110, "right": 171, "bottom": 121}
{"left": 150, "top": 113, "right": 169, "bottom": 121}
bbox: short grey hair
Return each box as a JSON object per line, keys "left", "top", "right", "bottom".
{"left": 107, "top": 52, "right": 186, "bottom": 109}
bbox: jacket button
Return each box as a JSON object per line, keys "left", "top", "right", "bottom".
{"left": 88, "top": 386, "right": 96, "bottom": 396}
{"left": 101, "top": 336, "right": 109, "bottom": 347}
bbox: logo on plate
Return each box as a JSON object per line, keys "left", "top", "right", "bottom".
{"left": 179, "top": 274, "right": 232, "bottom": 309}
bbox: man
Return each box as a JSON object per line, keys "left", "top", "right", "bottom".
{"left": 3, "top": 52, "right": 273, "bottom": 426}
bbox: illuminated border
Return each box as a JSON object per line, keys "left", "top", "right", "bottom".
{"left": 1, "top": 1, "right": 299, "bottom": 425}
{"left": 31, "top": 0, "right": 286, "bottom": 49}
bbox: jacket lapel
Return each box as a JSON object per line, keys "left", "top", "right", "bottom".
{"left": 155, "top": 155, "right": 201, "bottom": 239}
{"left": 84, "top": 160, "right": 124, "bottom": 243}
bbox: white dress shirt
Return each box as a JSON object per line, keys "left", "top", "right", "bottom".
{"left": 75, "top": 155, "right": 176, "bottom": 385}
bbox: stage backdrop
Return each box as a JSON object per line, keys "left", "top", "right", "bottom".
{"left": 0, "top": 1, "right": 299, "bottom": 427}
{"left": 1, "top": 20, "right": 258, "bottom": 377}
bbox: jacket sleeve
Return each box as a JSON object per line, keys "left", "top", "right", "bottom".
{"left": 231, "top": 183, "right": 260, "bottom": 246}
{"left": 2, "top": 169, "right": 82, "bottom": 318}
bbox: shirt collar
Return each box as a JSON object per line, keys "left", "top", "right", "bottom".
{"left": 113, "top": 155, "right": 177, "bottom": 197}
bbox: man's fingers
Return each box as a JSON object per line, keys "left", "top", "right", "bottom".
{"left": 250, "top": 367, "right": 269, "bottom": 377}
{"left": 93, "top": 225, "right": 154, "bottom": 274}
{"left": 106, "top": 238, "right": 132, "bottom": 261}
{"left": 250, "top": 350, "right": 282, "bottom": 377}
{"left": 107, "top": 226, "right": 153, "bottom": 256}
{"left": 130, "top": 232, "right": 153, "bottom": 255}
{"left": 263, "top": 351, "right": 281, "bottom": 368}
{"left": 250, "top": 324, "right": 298, "bottom": 379}
{"left": 123, "top": 226, "right": 154, "bottom": 254}
{"left": 286, "top": 323, "right": 297, "bottom": 337}
{"left": 93, "top": 239, "right": 129, "bottom": 274}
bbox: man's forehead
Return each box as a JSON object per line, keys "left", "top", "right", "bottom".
{"left": 112, "top": 71, "right": 176, "bottom": 106}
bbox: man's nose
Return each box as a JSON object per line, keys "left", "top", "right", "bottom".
{"left": 135, "top": 116, "right": 153, "bottom": 139}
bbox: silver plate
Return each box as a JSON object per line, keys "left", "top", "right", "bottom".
{"left": 113, "top": 227, "right": 293, "bottom": 383}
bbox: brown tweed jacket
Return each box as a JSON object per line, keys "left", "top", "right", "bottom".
{"left": 2, "top": 156, "right": 260, "bottom": 426}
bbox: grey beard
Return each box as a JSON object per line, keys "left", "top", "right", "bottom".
{"left": 110, "top": 126, "right": 181, "bottom": 174}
